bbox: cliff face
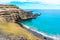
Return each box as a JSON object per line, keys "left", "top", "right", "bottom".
{"left": 0, "top": 4, "right": 43, "bottom": 40}
{"left": 0, "top": 4, "right": 40, "bottom": 22}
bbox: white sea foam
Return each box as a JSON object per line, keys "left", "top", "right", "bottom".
{"left": 22, "top": 23, "right": 60, "bottom": 40}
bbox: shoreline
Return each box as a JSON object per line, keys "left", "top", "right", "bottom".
{"left": 21, "top": 23, "right": 59, "bottom": 40}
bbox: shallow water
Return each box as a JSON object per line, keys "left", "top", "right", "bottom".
{"left": 7, "top": 1, "right": 60, "bottom": 36}
{"left": 21, "top": 9, "right": 60, "bottom": 35}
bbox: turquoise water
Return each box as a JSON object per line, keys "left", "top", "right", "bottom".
{"left": 21, "top": 9, "right": 60, "bottom": 35}
{"left": 8, "top": 2, "right": 60, "bottom": 35}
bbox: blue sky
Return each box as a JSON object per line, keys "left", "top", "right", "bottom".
{"left": 0, "top": 0, "right": 60, "bottom": 9}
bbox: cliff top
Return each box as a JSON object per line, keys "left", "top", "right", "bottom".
{"left": 0, "top": 4, "right": 40, "bottom": 22}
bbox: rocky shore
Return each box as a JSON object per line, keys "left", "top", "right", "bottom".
{"left": 0, "top": 4, "right": 43, "bottom": 40}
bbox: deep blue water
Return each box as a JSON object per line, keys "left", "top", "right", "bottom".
{"left": 21, "top": 9, "right": 60, "bottom": 35}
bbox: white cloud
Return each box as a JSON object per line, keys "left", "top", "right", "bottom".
{"left": 0, "top": 0, "right": 60, "bottom": 9}
{"left": 19, "top": 0, "right": 60, "bottom": 4}
{"left": 0, "top": 0, "right": 12, "bottom": 2}
{"left": 0, "top": 0, "right": 60, "bottom": 4}
{"left": 0, "top": 0, "right": 27, "bottom": 2}
{"left": 18, "top": 0, "right": 27, "bottom": 2}
{"left": 40, "top": 0, "right": 60, "bottom": 4}
{"left": 24, "top": 0, "right": 60, "bottom": 4}
{"left": 0, "top": 0, "right": 20, "bottom": 3}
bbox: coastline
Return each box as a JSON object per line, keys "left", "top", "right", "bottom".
{"left": 21, "top": 23, "right": 59, "bottom": 40}
{"left": 0, "top": 4, "right": 59, "bottom": 40}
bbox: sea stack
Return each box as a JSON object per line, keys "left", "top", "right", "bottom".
{"left": 0, "top": 4, "right": 40, "bottom": 23}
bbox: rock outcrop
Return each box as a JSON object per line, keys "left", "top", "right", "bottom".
{"left": 0, "top": 4, "right": 43, "bottom": 40}
{"left": 0, "top": 4, "right": 40, "bottom": 22}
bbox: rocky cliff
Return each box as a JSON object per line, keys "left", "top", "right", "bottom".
{"left": 0, "top": 4, "right": 40, "bottom": 23}
{"left": 0, "top": 4, "right": 43, "bottom": 40}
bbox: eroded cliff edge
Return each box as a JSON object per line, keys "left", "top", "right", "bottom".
{"left": 0, "top": 4, "right": 43, "bottom": 40}
{"left": 0, "top": 4, "right": 40, "bottom": 23}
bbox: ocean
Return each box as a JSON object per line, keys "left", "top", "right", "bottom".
{"left": 5, "top": 1, "right": 60, "bottom": 39}
{"left": 21, "top": 9, "right": 60, "bottom": 36}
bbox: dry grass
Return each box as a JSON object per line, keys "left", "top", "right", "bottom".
{"left": 0, "top": 17, "right": 44, "bottom": 40}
